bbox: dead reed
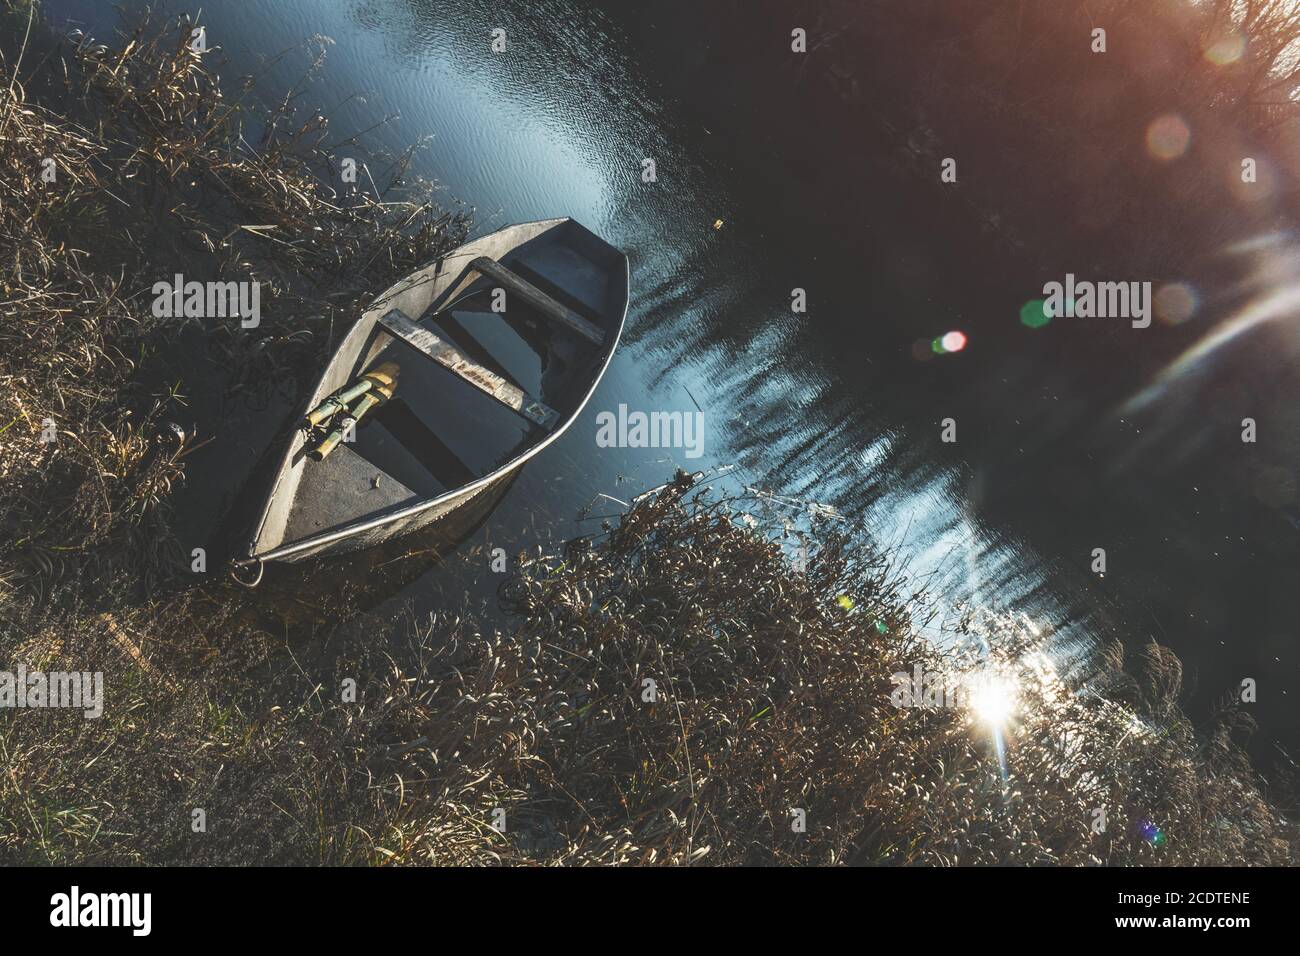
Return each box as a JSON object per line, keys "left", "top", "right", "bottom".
{"left": 0, "top": 7, "right": 468, "bottom": 597}
{"left": 0, "top": 4, "right": 1294, "bottom": 867}
{"left": 4, "top": 473, "right": 1294, "bottom": 864}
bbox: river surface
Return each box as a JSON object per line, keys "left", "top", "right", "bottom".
{"left": 31, "top": 0, "right": 1300, "bottom": 759}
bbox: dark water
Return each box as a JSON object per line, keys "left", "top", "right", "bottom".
{"left": 33, "top": 0, "right": 1300, "bottom": 758}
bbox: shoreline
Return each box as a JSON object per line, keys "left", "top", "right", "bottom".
{"left": 0, "top": 2, "right": 1295, "bottom": 866}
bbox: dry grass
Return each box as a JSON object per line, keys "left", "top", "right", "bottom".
{"left": 334, "top": 475, "right": 1296, "bottom": 866}
{"left": 1, "top": 3, "right": 1296, "bottom": 866}
{"left": 4, "top": 474, "right": 1295, "bottom": 864}
{"left": 0, "top": 7, "right": 467, "bottom": 597}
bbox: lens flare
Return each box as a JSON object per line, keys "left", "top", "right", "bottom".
{"left": 968, "top": 673, "right": 1017, "bottom": 728}
{"left": 1020, "top": 299, "right": 1051, "bottom": 329}
{"left": 1154, "top": 282, "right": 1198, "bottom": 325}
{"left": 1122, "top": 280, "right": 1300, "bottom": 415}
{"left": 1137, "top": 818, "right": 1166, "bottom": 847}
{"left": 940, "top": 330, "right": 967, "bottom": 352}
{"left": 1204, "top": 32, "right": 1246, "bottom": 66}
{"left": 1146, "top": 114, "right": 1191, "bottom": 162}
{"left": 1230, "top": 156, "right": 1275, "bottom": 203}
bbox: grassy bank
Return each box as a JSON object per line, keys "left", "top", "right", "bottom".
{"left": 5, "top": 470, "right": 1296, "bottom": 864}
{"left": 1, "top": 5, "right": 1297, "bottom": 865}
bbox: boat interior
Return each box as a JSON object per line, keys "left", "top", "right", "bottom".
{"left": 272, "top": 223, "right": 626, "bottom": 550}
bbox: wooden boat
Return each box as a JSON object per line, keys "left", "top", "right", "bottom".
{"left": 232, "top": 218, "right": 628, "bottom": 581}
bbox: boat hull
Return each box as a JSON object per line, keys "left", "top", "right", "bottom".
{"left": 234, "top": 218, "right": 628, "bottom": 570}
{"left": 269, "top": 464, "right": 509, "bottom": 563}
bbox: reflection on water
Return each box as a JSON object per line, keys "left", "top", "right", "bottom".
{"left": 38, "top": 0, "right": 1299, "bottom": 754}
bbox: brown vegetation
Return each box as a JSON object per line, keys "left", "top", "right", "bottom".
{"left": 0, "top": 3, "right": 1296, "bottom": 865}
{"left": 5, "top": 473, "right": 1296, "bottom": 864}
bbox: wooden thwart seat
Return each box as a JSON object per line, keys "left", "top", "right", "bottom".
{"left": 470, "top": 256, "right": 606, "bottom": 345}
{"left": 378, "top": 308, "right": 559, "bottom": 429}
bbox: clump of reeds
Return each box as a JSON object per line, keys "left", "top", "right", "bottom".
{"left": 2, "top": 3, "right": 1294, "bottom": 868}
{"left": 5, "top": 473, "right": 1294, "bottom": 864}
{"left": 0, "top": 34, "right": 182, "bottom": 590}
{"left": 0, "top": 2, "right": 471, "bottom": 863}
{"left": 323, "top": 473, "right": 1293, "bottom": 865}
{"left": 0, "top": 5, "right": 467, "bottom": 598}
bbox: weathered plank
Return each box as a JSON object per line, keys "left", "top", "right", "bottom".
{"left": 470, "top": 255, "right": 606, "bottom": 345}
{"left": 378, "top": 309, "right": 559, "bottom": 429}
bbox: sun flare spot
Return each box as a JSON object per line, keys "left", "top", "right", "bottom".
{"left": 1154, "top": 282, "right": 1198, "bottom": 325}
{"left": 1146, "top": 114, "right": 1191, "bottom": 162}
{"left": 940, "top": 330, "right": 968, "bottom": 353}
{"left": 968, "top": 673, "right": 1018, "bottom": 728}
{"left": 1204, "top": 32, "right": 1246, "bottom": 66}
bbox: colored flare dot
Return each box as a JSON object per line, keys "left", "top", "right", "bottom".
{"left": 940, "top": 330, "right": 967, "bottom": 353}
{"left": 1204, "top": 32, "right": 1245, "bottom": 66}
{"left": 1155, "top": 282, "right": 1197, "bottom": 325}
{"left": 1020, "top": 299, "right": 1051, "bottom": 329}
{"left": 1146, "top": 114, "right": 1191, "bottom": 162}
{"left": 1137, "top": 819, "right": 1166, "bottom": 846}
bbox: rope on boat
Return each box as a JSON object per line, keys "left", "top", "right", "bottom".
{"left": 229, "top": 558, "right": 265, "bottom": 588}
